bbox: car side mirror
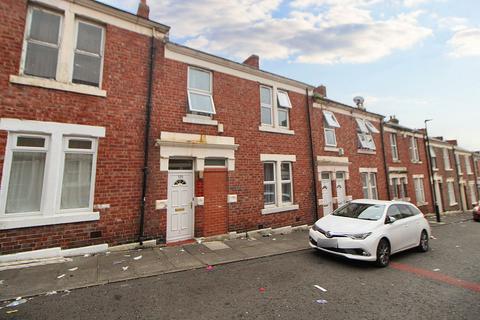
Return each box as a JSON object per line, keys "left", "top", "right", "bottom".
{"left": 386, "top": 216, "right": 396, "bottom": 224}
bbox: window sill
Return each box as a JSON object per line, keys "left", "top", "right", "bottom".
{"left": 357, "top": 149, "right": 376, "bottom": 155}
{"left": 449, "top": 202, "right": 458, "bottom": 206}
{"left": 467, "top": 172, "right": 474, "bottom": 175}
{"left": 433, "top": 168, "right": 439, "bottom": 172}
{"left": 10, "top": 75, "right": 107, "bottom": 97}
{"left": 324, "top": 146, "right": 339, "bottom": 152}
{"left": 411, "top": 160, "right": 423, "bottom": 164}
{"left": 392, "top": 159, "right": 401, "bottom": 163}
{"left": 259, "top": 125, "right": 294, "bottom": 135}
{"left": 261, "top": 204, "right": 299, "bottom": 215}
{"left": 0, "top": 211, "right": 100, "bottom": 230}
{"left": 445, "top": 168, "right": 453, "bottom": 171}
{"left": 182, "top": 114, "right": 218, "bottom": 126}
{"left": 416, "top": 202, "right": 429, "bottom": 206}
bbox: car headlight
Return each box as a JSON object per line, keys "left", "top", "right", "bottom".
{"left": 312, "top": 224, "right": 321, "bottom": 232}
{"left": 347, "top": 232, "right": 372, "bottom": 240}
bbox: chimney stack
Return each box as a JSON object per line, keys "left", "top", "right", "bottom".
{"left": 314, "top": 85, "right": 327, "bottom": 98}
{"left": 447, "top": 139, "right": 458, "bottom": 146}
{"left": 137, "top": 0, "right": 150, "bottom": 19}
{"left": 388, "top": 115, "right": 399, "bottom": 124}
{"left": 243, "top": 54, "right": 259, "bottom": 69}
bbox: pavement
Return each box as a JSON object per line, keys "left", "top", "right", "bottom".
{"left": 0, "top": 211, "right": 478, "bottom": 320}
{"left": 0, "top": 211, "right": 474, "bottom": 303}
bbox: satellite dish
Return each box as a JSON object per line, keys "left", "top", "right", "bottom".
{"left": 353, "top": 96, "right": 365, "bottom": 109}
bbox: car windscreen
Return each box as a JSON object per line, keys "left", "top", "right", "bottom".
{"left": 332, "top": 203, "right": 385, "bottom": 221}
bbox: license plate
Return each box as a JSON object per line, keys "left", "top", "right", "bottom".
{"left": 316, "top": 238, "right": 338, "bottom": 248}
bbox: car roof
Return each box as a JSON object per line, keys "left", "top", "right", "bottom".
{"left": 350, "top": 199, "right": 415, "bottom": 206}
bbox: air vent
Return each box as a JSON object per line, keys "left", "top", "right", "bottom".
{"left": 90, "top": 231, "right": 102, "bottom": 239}
{"left": 338, "top": 148, "right": 345, "bottom": 156}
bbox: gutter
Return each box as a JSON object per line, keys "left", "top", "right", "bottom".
{"left": 380, "top": 121, "right": 391, "bottom": 200}
{"left": 138, "top": 31, "right": 157, "bottom": 244}
{"left": 306, "top": 89, "right": 319, "bottom": 221}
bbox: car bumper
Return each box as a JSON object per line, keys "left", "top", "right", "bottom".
{"left": 309, "top": 229, "right": 378, "bottom": 262}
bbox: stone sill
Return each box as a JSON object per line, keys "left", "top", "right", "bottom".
{"left": 10, "top": 75, "right": 106, "bottom": 97}
{"left": 261, "top": 204, "right": 299, "bottom": 215}
{"left": 324, "top": 146, "right": 339, "bottom": 152}
{"left": 182, "top": 114, "right": 218, "bottom": 126}
{"left": 259, "top": 125, "right": 294, "bottom": 135}
{"left": 0, "top": 211, "right": 100, "bottom": 230}
{"left": 357, "top": 149, "right": 376, "bottom": 155}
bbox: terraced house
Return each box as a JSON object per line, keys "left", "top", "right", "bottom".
{"left": 0, "top": 0, "right": 478, "bottom": 258}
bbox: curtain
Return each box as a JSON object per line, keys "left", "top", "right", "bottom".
{"left": 6, "top": 152, "right": 46, "bottom": 213}
{"left": 61, "top": 153, "right": 93, "bottom": 210}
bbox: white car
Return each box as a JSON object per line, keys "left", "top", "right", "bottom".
{"left": 309, "top": 199, "right": 431, "bottom": 267}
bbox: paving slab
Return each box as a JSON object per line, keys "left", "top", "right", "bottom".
{"left": 160, "top": 247, "right": 204, "bottom": 270}
{"left": 202, "top": 241, "right": 231, "bottom": 251}
{"left": 97, "top": 251, "right": 135, "bottom": 282}
{"left": 133, "top": 249, "right": 175, "bottom": 276}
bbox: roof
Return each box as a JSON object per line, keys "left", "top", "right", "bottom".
{"left": 384, "top": 121, "right": 422, "bottom": 134}
{"left": 316, "top": 97, "right": 385, "bottom": 119}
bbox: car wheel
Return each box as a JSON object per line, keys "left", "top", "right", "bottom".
{"left": 375, "top": 239, "right": 390, "bottom": 267}
{"left": 418, "top": 230, "right": 429, "bottom": 252}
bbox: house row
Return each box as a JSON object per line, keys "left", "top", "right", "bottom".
{"left": 0, "top": 0, "right": 478, "bottom": 256}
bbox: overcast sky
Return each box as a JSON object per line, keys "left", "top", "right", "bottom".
{"left": 100, "top": 0, "right": 480, "bottom": 150}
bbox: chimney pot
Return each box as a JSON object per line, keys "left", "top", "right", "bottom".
{"left": 137, "top": 0, "right": 150, "bottom": 19}
{"left": 243, "top": 54, "right": 259, "bottom": 69}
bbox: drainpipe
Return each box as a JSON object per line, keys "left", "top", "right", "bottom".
{"left": 138, "top": 32, "right": 157, "bottom": 244}
{"left": 380, "top": 121, "right": 391, "bottom": 200}
{"left": 452, "top": 146, "right": 464, "bottom": 212}
{"left": 424, "top": 126, "right": 440, "bottom": 221}
{"left": 305, "top": 88, "right": 319, "bottom": 221}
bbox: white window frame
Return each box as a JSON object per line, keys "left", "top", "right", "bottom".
{"left": 260, "top": 85, "right": 273, "bottom": 126}
{"left": 465, "top": 156, "right": 473, "bottom": 174}
{"left": 410, "top": 137, "right": 419, "bottom": 162}
{"left": 430, "top": 147, "right": 437, "bottom": 169}
{"left": 323, "top": 110, "right": 340, "bottom": 128}
{"left": 20, "top": 6, "right": 63, "bottom": 79}
{"left": 0, "top": 119, "right": 105, "bottom": 230}
{"left": 414, "top": 177, "right": 426, "bottom": 204}
{"left": 71, "top": 19, "right": 105, "bottom": 87}
{"left": 277, "top": 106, "right": 290, "bottom": 128}
{"left": 443, "top": 149, "right": 451, "bottom": 170}
{"left": 280, "top": 162, "right": 293, "bottom": 205}
{"left": 447, "top": 181, "right": 456, "bottom": 205}
{"left": 364, "top": 120, "right": 379, "bottom": 133}
{"left": 324, "top": 128, "right": 337, "bottom": 147}
{"left": 187, "top": 66, "right": 216, "bottom": 115}
{"left": 390, "top": 133, "right": 399, "bottom": 161}
{"left": 263, "top": 162, "right": 277, "bottom": 208}
{"left": 361, "top": 172, "right": 378, "bottom": 199}
{"left": 277, "top": 90, "right": 292, "bottom": 109}
{"left": 468, "top": 182, "right": 477, "bottom": 204}
{"left": 57, "top": 137, "right": 98, "bottom": 213}
{"left": 455, "top": 154, "right": 462, "bottom": 174}
{"left": 259, "top": 86, "right": 293, "bottom": 133}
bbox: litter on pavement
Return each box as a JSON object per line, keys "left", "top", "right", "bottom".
{"left": 113, "top": 260, "right": 125, "bottom": 265}
{"left": 124, "top": 254, "right": 131, "bottom": 257}
{"left": 316, "top": 299, "right": 328, "bottom": 304}
{"left": 314, "top": 285, "right": 327, "bottom": 292}
{"left": 83, "top": 254, "right": 90, "bottom": 257}
{"left": 57, "top": 274, "right": 66, "bottom": 279}
{"left": 45, "top": 291, "right": 57, "bottom": 296}
{"left": 6, "top": 298, "right": 27, "bottom": 308}
{"left": 5, "top": 310, "right": 18, "bottom": 314}
{"left": 433, "top": 268, "right": 440, "bottom": 272}
{"left": 133, "top": 255, "right": 142, "bottom": 260}
{"left": 62, "top": 290, "right": 71, "bottom": 297}
{"left": 259, "top": 287, "right": 266, "bottom": 293}
{"left": 206, "top": 265, "right": 214, "bottom": 271}
{"left": 68, "top": 267, "right": 78, "bottom": 272}
{"left": 430, "top": 236, "right": 437, "bottom": 240}
{"left": 122, "top": 266, "right": 129, "bottom": 271}
{"left": 0, "top": 280, "right": 4, "bottom": 285}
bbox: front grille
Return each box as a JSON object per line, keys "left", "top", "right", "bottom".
{"left": 321, "top": 247, "right": 366, "bottom": 256}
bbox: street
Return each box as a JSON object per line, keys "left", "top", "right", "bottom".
{"left": 2, "top": 219, "right": 479, "bottom": 320}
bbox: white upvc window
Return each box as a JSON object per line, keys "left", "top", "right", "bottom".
{"left": 361, "top": 172, "right": 378, "bottom": 199}
{"left": 443, "top": 149, "right": 451, "bottom": 170}
{"left": 72, "top": 19, "right": 105, "bottom": 87}
{"left": 468, "top": 183, "right": 477, "bottom": 204}
{"left": 447, "top": 181, "right": 456, "bottom": 205}
{"left": 465, "top": 156, "right": 473, "bottom": 174}
{"left": 323, "top": 111, "right": 340, "bottom": 128}
{"left": 356, "top": 118, "right": 377, "bottom": 151}
{"left": 410, "top": 137, "right": 420, "bottom": 162}
{"left": 22, "top": 6, "right": 63, "bottom": 79}
{"left": 0, "top": 119, "right": 105, "bottom": 230}
{"left": 430, "top": 147, "right": 437, "bottom": 169}
{"left": 391, "top": 177, "right": 408, "bottom": 199}
{"left": 455, "top": 154, "right": 462, "bottom": 174}
{"left": 187, "top": 67, "right": 216, "bottom": 115}
{"left": 324, "top": 128, "right": 337, "bottom": 147}
{"left": 259, "top": 86, "right": 292, "bottom": 131}
{"left": 260, "top": 86, "right": 273, "bottom": 125}
{"left": 323, "top": 111, "right": 339, "bottom": 147}
{"left": 263, "top": 161, "right": 293, "bottom": 207}
{"left": 414, "top": 177, "right": 426, "bottom": 204}
{"left": 390, "top": 133, "right": 399, "bottom": 161}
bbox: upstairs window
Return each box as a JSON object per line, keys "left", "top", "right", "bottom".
{"left": 277, "top": 90, "right": 291, "bottom": 128}
{"left": 23, "top": 7, "right": 62, "bottom": 79}
{"left": 410, "top": 137, "right": 420, "bottom": 162}
{"left": 430, "top": 147, "right": 437, "bottom": 169}
{"left": 260, "top": 86, "right": 273, "bottom": 125}
{"left": 187, "top": 67, "right": 215, "bottom": 115}
{"left": 72, "top": 20, "right": 105, "bottom": 87}
{"left": 455, "top": 154, "right": 462, "bottom": 174}
{"left": 465, "top": 156, "right": 473, "bottom": 174}
{"left": 390, "top": 133, "right": 399, "bottom": 160}
{"left": 323, "top": 111, "right": 340, "bottom": 147}
{"left": 443, "top": 149, "right": 451, "bottom": 170}
{"left": 356, "top": 118, "right": 377, "bottom": 151}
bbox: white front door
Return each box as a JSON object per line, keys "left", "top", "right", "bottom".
{"left": 167, "top": 171, "right": 194, "bottom": 242}
{"left": 321, "top": 172, "right": 333, "bottom": 215}
{"left": 460, "top": 184, "right": 468, "bottom": 211}
{"left": 336, "top": 172, "right": 347, "bottom": 207}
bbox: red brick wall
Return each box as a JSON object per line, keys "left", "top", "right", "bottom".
{"left": 383, "top": 128, "right": 434, "bottom": 213}
{"left": 202, "top": 169, "right": 228, "bottom": 236}
{"left": 0, "top": 0, "right": 154, "bottom": 253}
{"left": 430, "top": 146, "right": 460, "bottom": 212}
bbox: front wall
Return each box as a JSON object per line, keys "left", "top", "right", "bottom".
{"left": 431, "top": 146, "right": 460, "bottom": 212}
{"left": 142, "top": 57, "right": 316, "bottom": 240}
{"left": 0, "top": 0, "right": 152, "bottom": 253}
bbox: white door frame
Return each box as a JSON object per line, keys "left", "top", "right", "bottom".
{"left": 434, "top": 181, "right": 443, "bottom": 213}
{"left": 321, "top": 172, "right": 333, "bottom": 215}
{"left": 166, "top": 169, "right": 194, "bottom": 242}
{"left": 336, "top": 172, "right": 347, "bottom": 207}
